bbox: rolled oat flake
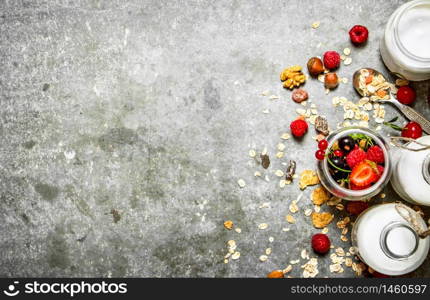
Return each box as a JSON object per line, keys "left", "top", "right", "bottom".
{"left": 351, "top": 203, "right": 429, "bottom": 276}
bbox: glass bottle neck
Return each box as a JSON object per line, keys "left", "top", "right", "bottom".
{"left": 380, "top": 222, "right": 419, "bottom": 260}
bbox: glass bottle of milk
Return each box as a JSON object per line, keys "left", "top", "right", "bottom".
{"left": 391, "top": 135, "right": 430, "bottom": 206}
{"left": 351, "top": 203, "right": 429, "bottom": 276}
{"left": 380, "top": 0, "right": 430, "bottom": 81}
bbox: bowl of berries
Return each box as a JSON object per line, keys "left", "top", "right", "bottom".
{"left": 316, "top": 127, "right": 391, "bottom": 201}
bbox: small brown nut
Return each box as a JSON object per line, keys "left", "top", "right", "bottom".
{"left": 291, "top": 88, "right": 309, "bottom": 103}
{"left": 307, "top": 57, "right": 324, "bottom": 77}
{"left": 324, "top": 72, "right": 339, "bottom": 89}
{"left": 267, "top": 270, "right": 285, "bottom": 278}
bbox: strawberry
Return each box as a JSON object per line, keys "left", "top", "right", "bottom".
{"left": 346, "top": 147, "right": 367, "bottom": 168}
{"left": 350, "top": 182, "right": 370, "bottom": 190}
{"left": 366, "top": 145, "right": 384, "bottom": 164}
{"left": 350, "top": 161, "right": 378, "bottom": 187}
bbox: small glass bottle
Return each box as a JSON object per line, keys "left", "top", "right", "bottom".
{"left": 380, "top": 0, "right": 430, "bottom": 81}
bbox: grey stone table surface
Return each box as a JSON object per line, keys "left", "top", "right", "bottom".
{"left": 1, "top": 0, "right": 430, "bottom": 277}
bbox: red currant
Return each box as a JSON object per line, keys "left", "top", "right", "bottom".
{"left": 402, "top": 121, "right": 422, "bottom": 139}
{"left": 396, "top": 86, "right": 416, "bottom": 105}
{"left": 318, "top": 139, "right": 328, "bottom": 150}
{"left": 333, "top": 150, "right": 344, "bottom": 157}
{"left": 315, "top": 150, "right": 326, "bottom": 160}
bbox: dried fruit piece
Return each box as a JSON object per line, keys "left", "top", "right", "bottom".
{"left": 324, "top": 72, "right": 339, "bottom": 89}
{"left": 286, "top": 214, "right": 296, "bottom": 224}
{"left": 311, "top": 212, "right": 334, "bottom": 228}
{"left": 224, "top": 220, "right": 233, "bottom": 230}
{"left": 299, "top": 170, "right": 320, "bottom": 190}
{"left": 315, "top": 116, "right": 329, "bottom": 136}
{"left": 292, "top": 88, "right": 309, "bottom": 103}
{"left": 307, "top": 57, "right": 324, "bottom": 77}
{"left": 267, "top": 270, "right": 284, "bottom": 278}
{"left": 311, "top": 186, "right": 330, "bottom": 205}
{"left": 285, "top": 160, "right": 296, "bottom": 181}
{"left": 260, "top": 154, "right": 270, "bottom": 169}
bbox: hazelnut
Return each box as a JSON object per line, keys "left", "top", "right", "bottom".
{"left": 267, "top": 270, "right": 285, "bottom": 278}
{"left": 324, "top": 72, "right": 339, "bottom": 89}
{"left": 307, "top": 57, "right": 324, "bottom": 77}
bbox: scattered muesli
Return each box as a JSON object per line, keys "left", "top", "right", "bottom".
{"left": 299, "top": 170, "right": 320, "bottom": 190}
{"left": 311, "top": 212, "right": 334, "bottom": 228}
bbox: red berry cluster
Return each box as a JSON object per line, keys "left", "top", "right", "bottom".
{"left": 315, "top": 139, "right": 328, "bottom": 160}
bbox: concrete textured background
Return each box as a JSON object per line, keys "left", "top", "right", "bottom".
{"left": 1, "top": 0, "right": 430, "bottom": 277}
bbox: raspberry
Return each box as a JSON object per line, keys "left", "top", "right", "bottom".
{"left": 366, "top": 145, "right": 384, "bottom": 164}
{"left": 396, "top": 86, "right": 416, "bottom": 105}
{"left": 290, "top": 119, "right": 308, "bottom": 137}
{"left": 346, "top": 148, "right": 367, "bottom": 168}
{"left": 323, "top": 51, "right": 341, "bottom": 69}
{"left": 349, "top": 25, "right": 369, "bottom": 45}
{"left": 346, "top": 201, "right": 369, "bottom": 215}
{"left": 311, "top": 234, "right": 331, "bottom": 254}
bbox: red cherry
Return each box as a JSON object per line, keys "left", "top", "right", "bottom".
{"left": 333, "top": 150, "right": 344, "bottom": 157}
{"left": 396, "top": 86, "right": 416, "bottom": 105}
{"left": 315, "top": 150, "right": 326, "bottom": 160}
{"left": 402, "top": 121, "right": 422, "bottom": 139}
{"left": 318, "top": 139, "right": 328, "bottom": 150}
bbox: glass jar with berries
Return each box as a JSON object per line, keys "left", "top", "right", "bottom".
{"left": 316, "top": 127, "right": 391, "bottom": 201}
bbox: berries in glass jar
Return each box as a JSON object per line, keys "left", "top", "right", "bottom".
{"left": 338, "top": 136, "right": 355, "bottom": 153}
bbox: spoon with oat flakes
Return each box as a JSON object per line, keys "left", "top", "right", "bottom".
{"left": 353, "top": 68, "right": 430, "bottom": 134}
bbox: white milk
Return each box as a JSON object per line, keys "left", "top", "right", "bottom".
{"left": 391, "top": 135, "right": 430, "bottom": 206}
{"left": 352, "top": 203, "right": 429, "bottom": 276}
{"left": 397, "top": 2, "right": 430, "bottom": 58}
{"left": 380, "top": 0, "right": 430, "bottom": 81}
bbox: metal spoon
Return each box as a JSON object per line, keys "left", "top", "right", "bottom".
{"left": 353, "top": 68, "right": 430, "bottom": 134}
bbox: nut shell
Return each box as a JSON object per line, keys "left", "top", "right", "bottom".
{"left": 307, "top": 57, "right": 324, "bottom": 77}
